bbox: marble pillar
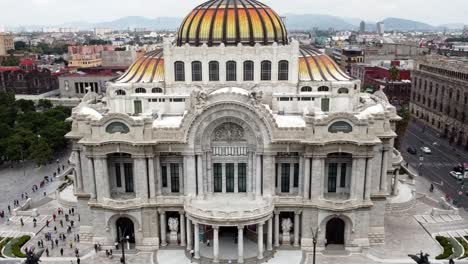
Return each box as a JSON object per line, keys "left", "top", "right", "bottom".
{"left": 197, "top": 154, "right": 204, "bottom": 196}
{"left": 293, "top": 212, "right": 300, "bottom": 247}
{"left": 134, "top": 157, "right": 148, "bottom": 201}
{"left": 365, "top": 158, "right": 373, "bottom": 200}
{"left": 155, "top": 155, "right": 162, "bottom": 196}
{"left": 180, "top": 213, "right": 186, "bottom": 247}
{"left": 255, "top": 154, "right": 262, "bottom": 196}
{"left": 274, "top": 212, "right": 280, "bottom": 247}
{"left": 247, "top": 152, "right": 253, "bottom": 194}
{"left": 148, "top": 156, "right": 156, "bottom": 199}
{"left": 257, "top": 223, "right": 264, "bottom": 259}
{"left": 87, "top": 157, "right": 97, "bottom": 199}
{"left": 194, "top": 223, "right": 200, "bottom": 259}
{"left": 238, "top": 226, "right": 244, "bottom": 263}
{"left": 303, "top": 157, "right": 310, "bottom": 199}
{"left": 94, "top": 156, "right": 110, "bottom": 201}
{"left": 380, "top": 147, "right": 389, "bottom": 193}
{"left": 213, "top": 226, "right": 219, "bottom": 263}
{"left": 298, "top": 156, "right": 304, "bottom": 197}
{"left": 186, "top": 218, "right": 192, "bottom": 251}
{"left": 267, "top": 217, "right": 273, "bottom": 250}
{"left": 160, "top": 212, "right": 167, "bottom": 246}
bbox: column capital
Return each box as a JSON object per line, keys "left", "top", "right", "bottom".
{"left": 157, "top": 209, "right": 166, "bottom": 214}
{"left": 274, "top": 211, "right": 281, "bottom": 215}
{"left": 237, "top": 225, "right": 245, "bottom": 229}
{"left": 212, "top": 225, "right": 219, "bottom": 230}
{"left": 93, "top": 154, "right": 107, "bottom": 159}
{"left": 132, "top": 154, "right": 147, "bottom": 159}
{"left": 258, "top": 222, "right": 265, "bottom": 227}
{"left": 294, "top": 210, "right": 302, "bottom": 215}
{"left": 262, "top": 152, "right": 276, "bottom": 157}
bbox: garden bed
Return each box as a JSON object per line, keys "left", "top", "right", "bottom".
{"left": 435, "top": 236, "right": 455, "bottom": 259}
{"left": 3, "top": 236, "right": 30, "bottom": 258}
{"left": 458, "top": 237, "right": 468, "bottom": 259}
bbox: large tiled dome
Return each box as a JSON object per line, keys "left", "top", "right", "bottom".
{"left": 176, "top": 0, "right": 288, "bottom": 47}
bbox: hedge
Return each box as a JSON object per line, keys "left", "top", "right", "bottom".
{"left": 4, "top": 236, "right": 31, "bottom": 258}
{"left": 0, "top": 237, "right": 10, "bottom": 258}
{"left": 456, "top": 238, "right": 468, "bottom": 259}
{"left": 436, "top": 236, "right": 454, "bottom": 259}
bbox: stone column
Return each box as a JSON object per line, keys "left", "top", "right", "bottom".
{"left": 303, "top": 157, "right": 311, "bottom": 199}
{"left": 238, "top": 225, "right": 244, "bottom": 263}
{"left": 186, "top": 218, "right": 192, "bottom": 251}
{"left": 194, "top": 223, "right": 200, "bottom": 259}
{"left": 274, "top": 212, "right": 280, "bottom": 247}
{"left": 213, "top": 225, "right": 219, "bottom": 263}
{"left": 293, "top": 211, "right": 300, "bottom": 247}
{"left": 94, "top": 156, "right": 110, "bottom": 201}
{"left": 365, "top": 157, "right": 373, "bottom": 201}
{"left": 184, "top": 155, "right": 196, "bottom": 196}
{"left": 234, "top": 163, "right": 239, "bottom": 193}
{"left": 73, "top": 150, "right": 83, "bottom": 192}
{"left": 160, "top": 211, "right": 167, "bottom": 246}
{"left": 277, "top": 162, "right": 282, "bottom": 194}
{"left": 380, "top": 146, "right": 389, "bottom": 193}
{"left": 393, "top": 166, "right": 399, "bottom": 196}
{"left": 263, "top": 154, "right": 275, "bottom": 196}
{"left": 298, "top": 156, "right": 304, "bottom": 197}
{"left": 155, "top": 155, "right": 162, "bottom": 196}
{"left": 257, "top": 223, "right": 264, "bottom": 260}
{"left": 247, "top": 151, "right": 253, "bottom": 194}
{"left": 289, "top": 163, "right": 295, "bottom": 194}
{"left": 255, "top": 154, "right": 262, "bottom": 196}
{"left": 206, "top": 151, "right": 213, "bottom": 193}
{"left": 267, "top": 217, "right": 273, "bottom": 250}
{"left": 148, "top": 156, "right": 156, "bottom": 199}
{"left": 311, "top": 157, "right": 325, "bottom": 199}
{"left": 134, "top": 156, "right": 148, "bottom": 201}
{"left": 350, "top": 158, "right": 358, "bottom": 200}
{"left": 197, "top": 154, "right": 204, "bottom": 196}
{"left": 180, "top": 213, "right": 186, "bottom": 247}
{"left": 86, "top": 157, "right": 97, "bottom": 199}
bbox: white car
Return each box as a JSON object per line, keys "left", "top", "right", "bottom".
{"left": 450, "top": 171, "right": 463, "bottom": 180}
{"left": 421, "top": 147, "right": 432, "bottom": 154}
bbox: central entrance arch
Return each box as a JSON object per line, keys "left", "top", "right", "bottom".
{"left": 116, "top": 217, "right": 135, "bottom": 243}
{"left": 326, "top": 218, "right": 345, "bottom": 245}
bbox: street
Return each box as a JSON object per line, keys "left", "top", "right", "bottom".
{"left": 400, "top": 119, "right": 468, "bottom": 209}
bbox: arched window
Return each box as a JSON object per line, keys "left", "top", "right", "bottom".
{"left": 17, "top": 74, "right": 23, "bottom": 81}
{"left": 191, "top": 61, "right": 202, "bottom": 82}
{"left": 209, "top": 61, "right": 219, "bottom": 81}
{"left": 115, "top": 89, "right": 126, "bottom": 96}
{"left": 106, "top": 122, "right": 130, "bottom": 134}
{"left": 338, "top": 88, "right": 349, "bottom": 94}
{"left": 226, "top": 61, "right": 237, "bottom": 81}
{"left": 318, "top": 86, "right": 330, "bottom": 92}
{"left": 301, "top": 86, "right": 312, "bottom": 92}
{"left": 278, "top": 60, "right": 289, "bottom": 81}
{"left": 174, "top": 61, "right": 185, "bottom": 82}
{"left": 152, "top": 87, "right": 163, "bottom": 93}
{"left": 135, "top": 88, "right": 146, "bottom": 94}
{"left": 243, "top": 61, "right": 254, "bottom": 81}
{"left": 34, "top": 78, "right": 40, "bottom": 86}
{"left": 261, "top": 60, "right": 271, "bottom": 81}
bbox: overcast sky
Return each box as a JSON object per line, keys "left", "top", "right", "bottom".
{"left": 1, "top": 0, "right": 466, "bottom": 26}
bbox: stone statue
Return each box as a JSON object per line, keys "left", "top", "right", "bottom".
{"left": 281, "top": 218, "right": 292, "bottom": 245}
{"left": 408, "top": 251, "right": 430, "bottom": 264}
{"left": 23, "top": 248, "right": 44, "bottom": 264}
{"left": 191, "top": 86, "right": 208, "bottom": 110}
{"left": 168, "top": 217, "right": 179, "bottom": 232}
{"left": 249, "top": 87, "right": 263, "bottom": 108}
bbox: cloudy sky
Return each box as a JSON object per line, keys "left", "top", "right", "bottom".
{"left": 1, "top": 0, "right": 466, "bottom": 26}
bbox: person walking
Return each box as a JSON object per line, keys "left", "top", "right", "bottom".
{"left": 60, "top": 248, "right": 64, "bottom": 256}
{"left": 20, "top": 218, "right": 24, "bottom": 227}
{"left": 45, "top": 248, "right": 49, "bottom": 257}
{"left": 77, "top": 257, "right": 80, "bottom": 264}
{"left": 430, "top": 183, "right": 434, "bottom": 192}
{"left": 449, "top": 258, "right": 455, "bottom": 264}
{"left": 33, "top": 218, "right": 37, "bottom": 228}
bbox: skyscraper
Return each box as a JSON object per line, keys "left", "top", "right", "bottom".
{"left": 377, "top": 22, "right": 385, "bottom": 36}
{"left": 359, "top": 21, "right": 366, "bottom": 33}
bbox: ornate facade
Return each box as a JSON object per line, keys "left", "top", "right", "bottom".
{"left": 67, "top": 0, "right": 403, "bottom": 262}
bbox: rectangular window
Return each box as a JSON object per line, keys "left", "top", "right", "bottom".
{"left": 238, "top": 163, "right": 247, "bottom": 193}
{"left": 278, "top": 61, "right": 289, "bottom": 81}
{"left": 340, "top": 163, "right": 347, "bottom": 188}
{"left": 281, "top": 163, "right": 290, "bottom": 193}
{"left": 243, "top": 61, "right": 254, "bottom": 81}
{"left": 75, "top": 83, "right": 79, "bottom": 94}
{"left": 321, "top": 98, "right": 330, "bottom": 112}
{"left": 161, "top": 165, "right": 167, "bottom": 188}
{"left": 191, "top": 61, "right": 202, "bottom": 81}
{"left": 134, "top": 100, "right": 142, "bottom": 114}
{"left": 115, "top": 164, "right": 122, "bottom": 188}
{"left": 226, "top": 61, "right": 237, "bottom": 81}
{"left": 214, "top": 163, "right": 222, "bottom": 192}
{"left": 293, "top": 163, "right": 299, "bottom": 188}
{"left": 174, "top": 62, "right": 185, "bottom": 82}
{"left": 209, "top": 62, "right": 219, "bottom": 81}
{"left": 170, "top": 163, "right": 180, "bottom": 193}
{"left": 327, "top": 163, "right": 337, "bottom": 193}
{"left": 124, "top": 163, "right": 134, "bottom": 193}
{"left": 226, "top": 163, "right": 234, "bottom": 193}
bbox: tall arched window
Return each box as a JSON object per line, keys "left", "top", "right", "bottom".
{"left": 226, "top": 61, "right": 237, "bottom": 81}
{"left": 135, "top": 88, "right": 146, "bottom": 94}
{"left": 243, "top": 61, "right": 254, "bottom": 81}
{"left": 191, "top": 61, "right": 202, "bottom": 82}
{"left": 301, "top": 86, "right": 312, "bottom": 92}
{"left": 152, "top": 87, "right": 163, "bottom": 93}
{"left": 115, "top": 89, "right": 126, "bottom": 96}
{"left": 261, "top": 60, "right": 271, "bottom": 81}
{"left": 278, "top": 60, "right": 289, "bottom": 81}
{"left": 174, "top": 61, "right": 185, "bottom": 82}
{"left": 209, "top": 61, "right": 219, "bottom": 81}
{"left": 337, "top": 88, "right": 349, "bottom": 94}
{"left": 318, "top": 86, "right": 330, "bottom": 92}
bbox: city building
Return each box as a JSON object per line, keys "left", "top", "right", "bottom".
{"left": 67, "top": 45, "right": 116, "bottom": 68}
{"left": 360, "top": 21, "right": 366, "bottom": 33}
{"left": 58, "top": 69, "right": 119, "bottom": 98}
{"left": 410, "top": 55, "right": 468, "bottom": 147}
{"left": 67, "top": 0, "right": 402, "bottom": 262}
{"left": 94, "top": 28, "right": 113, "bottom": 36}
{"left": 0, "top": 66, "right": 58, "bottom": 95}
{"left": 377, "top": 22, "right": 385, "bottom": 36}
{"left": 0, "top": 33, "right": 14, "bottom": 56}
{"left": 351, "top": 61, "right": 412, "bottom": 105}
{"left": 328, "top": 47, "right": 364, "bottom": 73}
{"left": 363, "top": 43, "right": 427, "bottom": 62}
{"left": 101, "top": 50, "right": 139, "bottom": 68}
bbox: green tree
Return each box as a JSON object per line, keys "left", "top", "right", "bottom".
{"left": 1, "top": 55, "right": 20, "bottom": 66}
{"left": 37, "top": 99, "right": 53, "bottom": 110}
{"left": 29, "top": 138, "right": 53, "bottom": 166}
{"left": 14, "top": 41, "right": 27, "bottom": 50}
{"left": 395, "top": 107, "right": 411, "bottom": 149}
{"left": 16, "top": 99, "right": 36, "bottom": 113}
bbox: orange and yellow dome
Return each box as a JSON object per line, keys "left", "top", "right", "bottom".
{"left": 177, "top": 0, "right": 288, "bottom": 47}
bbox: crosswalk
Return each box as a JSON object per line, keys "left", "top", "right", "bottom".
{"left": 435, "top": 229, "right": 468, "bottom": 239}
{"left": 414, "top": 214, "right": 463, "bottom": 224}
{"left": 8, "top": 215, "right": 50, "bottom": 225}
{"left": 0, "top": 230, "right": 31, "bottom": 238}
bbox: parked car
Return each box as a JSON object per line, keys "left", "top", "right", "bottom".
{"left": 421, "top": 147, "right": 432, "bottom": 154}
{"left": 407, "top": 147, "right": 417, "bottom": 155}
{"left": 449, "top": 171, "right": 463, "bottom": 180}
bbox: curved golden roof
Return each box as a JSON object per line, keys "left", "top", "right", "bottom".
{"left": 177, "top": 0, "right": 288, "bottom": 47}
{"left": 299, "top": 46, "right": 353, "bottom": 82}
{"left": 116, "top": 49, "right": 164, "bottom": 83}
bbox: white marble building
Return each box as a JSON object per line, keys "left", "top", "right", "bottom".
{"left": 66, "top": 0, "right": 403, "bottom": 262}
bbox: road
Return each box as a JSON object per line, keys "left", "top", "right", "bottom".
{"left": 400, "top": 119, "right": 468, "bottom": 210}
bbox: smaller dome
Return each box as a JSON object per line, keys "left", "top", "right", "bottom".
{"left": 116, "top": 50, "right": 164, "bottom": 83}
{"left": 299, "top": 46, "right": 352, "bottom": 82}
{"left": 177, "top": 0, "right": 288, "bottom": 47}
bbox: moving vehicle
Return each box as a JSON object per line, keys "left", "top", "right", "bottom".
{"left": 421, "top": 147, "right": 432, "bottom": 154}
{"left": 450, "top": 171, "right": 463, "bottom": 180}
{"left": 407, "top": 147, "right": 417, "bottom": 155}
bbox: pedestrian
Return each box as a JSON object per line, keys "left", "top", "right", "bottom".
{"left": 106, "top": 250, "right": 109, "bottom": 257}
{"left": 449, "top": 258, "right": 455, "bottom": 264}
{"left": 20, "top": 218, "right": 24, "bottom": 227}
{"left": 33, "top": 218, "right": 37, "bottom": 228}
{"left": 94, "top": 244, "right": 98, "bottom": 252}
{"left": 77, "top": 257, "right": 80, "bottom": 264}
{"left": 71, "top": 220, "right": 74, "bottom": 227}
{"left": 71, "top": 208, "right": 75, "bottom": 214}
{"left": 78, "top": 214, "right": 80, "bottom": 222}
{"left": 55, "top": 239, "right": 58, "bottom": 247}
{"left": 60, "top": 248, "right": 63, "bottom": 256}
{"left": 53, "top": 214, "right": 56, "bottom": 221}
{"left": 21, "top": 193, "right": 24, "bottom": 200}
{"left": 45, "top": 248, "right": 49, "bottom": 257}
{"left": 190, "top": 249, "right": 194, "bottom": 262}
{"left": 43, "top": 191, "right": 46, "bottom": 197}
{"left": 75, "top": 248, "right": 79, "bottom": 257}
{"left": 69, "top": 241, "right": 73, "bottom": 249}
{"left": 40, "top": 239, "right": 44, "bottom": 248}
{"left": 110, "top": 249, "right": 113, "bottom": 256}
{"left": 46, "top": 220, "right": 49, "bottom": 227}
{"left": 51, "top": 241, "right": 54, "bottom": 250}
{"left": 54, "top": 226, "right": 57, "bottom": 232}
{"left": 37, "top": 240, "right": 41, "bottom": 248}
{"left": 60, "top": 219, "right": 63, "bottom": 227}
{"left": 76, "top": 234, "right": 80, "bottom": 243}
{"left": 7, "top": 205, "right": 10, "bottom": 213}
{"left": 430, "top": 183, "right": 434, "bottom": 192}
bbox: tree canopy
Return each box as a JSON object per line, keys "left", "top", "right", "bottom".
{"left": 0, "top": 92, "right": 71, "bottom": 166}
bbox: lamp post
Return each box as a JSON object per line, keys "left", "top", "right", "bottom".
{"left": 119, "top": 228, "right": 129, "bottom": 264}
{"left": 311, "top": 227, "right": 319, "bottom": 264}
{"left": 419, "top": 155, "right": 424, "bottom": 177}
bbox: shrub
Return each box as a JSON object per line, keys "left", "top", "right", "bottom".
{"left": 456, "top": 238, "right": 468, "bottom": 259}
{"left": 8, "top": 236, "right": 30, "bottom": 258}
{"left": 436, "top": 236, "right": 454, "bottom": 259}
{"left": 0, "top": 237, "right": 10, "bottom": 258}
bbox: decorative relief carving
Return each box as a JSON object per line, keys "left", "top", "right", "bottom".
{"left": 281, "top": 218, "right": 292, "bottom": 233}
{"left": 168, "top": 217, "right": 179, "bottom": 232}
{"left": 212, "top": 122, "right": 246, "bottom": 142}
{"left": 191, "top": 86, "right": 208, "bottom": 110}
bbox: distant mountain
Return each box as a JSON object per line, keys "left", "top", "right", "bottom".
{"left": 285, "top": 14, "right": 355, "bottom": 31}
{"left": 381, "top": 17, "right": 435, "bottom": 31}
{"left": 438, "top": 23, "right": 465, "bottom": 30}
{"left": 93, "top": 16, "right": 182, "bottom": 31}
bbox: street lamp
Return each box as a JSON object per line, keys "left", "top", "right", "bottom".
{"left": 419, "top": 155, "right": 424, "bottom": 176}
{"left": 119, "top": 228, "right": 129, "bottom": 264}
{"left": 311, "top": 227, "right": 319, "bottom": 264}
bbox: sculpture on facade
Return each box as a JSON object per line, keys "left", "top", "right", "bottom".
{"left": 408, "top": 251, "right": 430, "bottom": 264}
{"left": 249, "top": 86, "right": 264, "bottom": 108}
{"left": 191, "top": 86, "right": 208, "bottom": 110}
{"left": 281, "top": 218, "right": 292, "bottom": 245}
{"left": 213, "top": 123, "right": 245, "bottom": 142}
{"left": 168, "top": 217, "right": 179, "bottom": 244}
